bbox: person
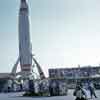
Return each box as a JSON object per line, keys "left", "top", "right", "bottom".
{"left": 73, "top": 85, "right": 87, "bottom": 100}
{"left": 88, "top": 82, "right": 97, "bottom": 99}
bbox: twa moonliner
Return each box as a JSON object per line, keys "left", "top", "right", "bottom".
{"left": 19, "top": 0, "right": 32, "bottom": 73}
{"left": 11, "top": 0, "right": 45, "bottom": 79}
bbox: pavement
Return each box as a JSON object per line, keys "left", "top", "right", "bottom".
{"left": 0, "top": 90, "right": 99, "bottom": 100}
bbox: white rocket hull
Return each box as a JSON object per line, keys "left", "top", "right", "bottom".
{"left": 18, "top": 0, "right": 32, "bottom": 75}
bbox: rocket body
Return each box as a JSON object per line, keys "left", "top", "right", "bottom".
{"left": 19, "top": 0, "right": 32, "bottom": 74}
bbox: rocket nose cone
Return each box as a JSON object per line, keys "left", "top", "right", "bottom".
{"left": 21, "top": 0, "right": 26, "bottom": 3}
{"left": 20, "top": 0, "right": 28, "bottom": 8}
{"left": 20, "top": 0, "right": 29, "bottom": 13}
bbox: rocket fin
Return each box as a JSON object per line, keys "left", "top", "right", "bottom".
{"left": 32, "top": 56, "right": 45, "bottom": 80}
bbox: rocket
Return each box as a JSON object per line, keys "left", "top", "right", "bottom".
{"left": 11, "top": 0, "right": 45, "bottom": 79}
{"left": 18, "top": 0, "right": 32, "bottom": 74}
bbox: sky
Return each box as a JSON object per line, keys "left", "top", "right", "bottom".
{"left": 0, "top": 0, "right": 100, "bottom": 76}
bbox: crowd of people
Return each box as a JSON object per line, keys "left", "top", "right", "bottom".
{"left": 73, "top": 82, "right": 98, "bottom": 100}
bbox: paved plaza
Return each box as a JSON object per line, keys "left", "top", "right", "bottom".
{"left": 0, "top": 90, "right": 99, "bottom": 100}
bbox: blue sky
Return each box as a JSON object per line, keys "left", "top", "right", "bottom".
{"left": 1, "top": 0, "right": 100, "bottom": 76}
